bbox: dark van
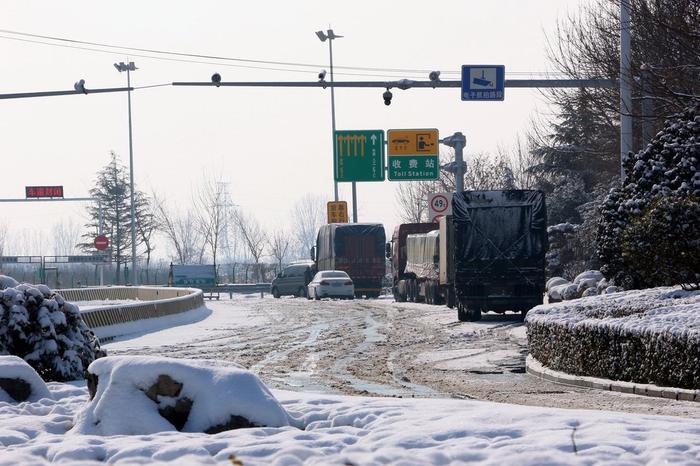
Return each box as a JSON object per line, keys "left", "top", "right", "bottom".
{"left": 270, "top": 262, "right": 315, "bottom": 298}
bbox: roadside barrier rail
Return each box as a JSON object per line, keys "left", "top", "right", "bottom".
{"left": 58, "top": 286, "right": 203, "bottom": 330}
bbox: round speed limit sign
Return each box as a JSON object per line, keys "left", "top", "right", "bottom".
{"left": 431, "top": 194, "right": 449, "bottom": 213}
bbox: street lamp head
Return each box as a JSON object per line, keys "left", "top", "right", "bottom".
{"left": 326, "top": 29, "right": 343, "bottom": 40}
{"left": 318, "top": 69, "right": 327, "bottom": 82}
{"left": 315, "top": 30, "right": 327, "bottom": 42}
{"left": 114, "top": 61, "right": 137, "bottom": 72}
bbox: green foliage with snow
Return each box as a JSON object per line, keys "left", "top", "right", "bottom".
{"left": 0, "top": 276, "right": 104, "bottom": 382}
{"left": 598, "top": 105, "right": 700, "bottom": 289}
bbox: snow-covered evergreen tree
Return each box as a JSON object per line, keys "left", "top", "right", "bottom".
{"left": 0, "top": 276, "right": 104, "bottom": 382}
{"left": 598, "top": 104, "right": 700, "bottom": 289}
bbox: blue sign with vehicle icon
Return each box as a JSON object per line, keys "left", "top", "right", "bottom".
{"left": 461, "top": 65, "right": 505, "bottom": 101}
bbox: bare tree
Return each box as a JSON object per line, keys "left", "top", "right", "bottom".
{"left": 0, "top": 222, "right": 8, "bottom": 256}
{"left": 394, "top": 148, "right": 519, "bottom": 223}
{"left": 193, "top": 173, "right": 231, "bottom": 268}
{"left": 52, "top": 220, "right": 81, "bottom": 255}
{"left": 394, "top": 149, "right": 457, "bottom": 223}
{"left": 290, "top": 194, "right": 325, "bottom": 259}
{"left": 267, "top": 228, "right": 291, "bottom": 273}
{"left": 135, "top": 191, "right": 158, "bottom": 282}
{"left": 153, "top": 194, "right": 204, "bottom": 264}
{"left": 233, "top": 209, "right": 267, "bottom": 282}
{"left": 496, "top": 135, "right": 540, "bottom": 190}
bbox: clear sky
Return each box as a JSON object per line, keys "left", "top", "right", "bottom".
{"left": 1, "top": 0, "right": 584, "bottom": 259}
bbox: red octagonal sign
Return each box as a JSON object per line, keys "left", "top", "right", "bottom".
{"left": 94, "top": 235, "right": 109, "bottom": 251}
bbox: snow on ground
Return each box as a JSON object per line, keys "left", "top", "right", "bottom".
{"left": 2, "top": 294, "right": 697, "bottom": 464}
{"left": 91, "top": 305, "right": 213, "bottom": 342}
{"left": 1, "top": 378, "right": 699, "bottom": 465}
{"left": 104, "top": 298, "right": 264, "bottom": 350}
{"left": 415, "top": 349, "right": 523, "bottom": 372}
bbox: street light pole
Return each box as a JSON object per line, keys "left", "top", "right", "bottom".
{"left": 317, "top": 29, "right": 356, "bottom": 219}
{"left": 115, "top": 61, "right": 138, "bottom": 285}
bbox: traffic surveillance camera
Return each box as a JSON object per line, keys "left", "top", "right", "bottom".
{"left": 383, "top": 88, "right": 393, "bottom": 106}
{"left": 211, "top": 73, "right": 222, "bottom": 87}
{"left": 74, "top": 79, "right": 87, "bottom": 94}
{"left": 429, "top": 70, "right": 441, "bottom": 82}
{"left": 318, "top": 69, "right": 327, "bottom": 82}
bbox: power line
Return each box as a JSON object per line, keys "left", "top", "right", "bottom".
{"left": 0, "top": 34, "right": 429, "bottom": 80}
{"left": 0, "top": 28, "right": 568, "bottom": 79}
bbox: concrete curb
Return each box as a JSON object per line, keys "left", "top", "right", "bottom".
{"left": 526, "top": 355, "right": 699, "bottom": 403}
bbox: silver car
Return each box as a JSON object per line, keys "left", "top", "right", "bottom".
{"left": 307, "top": 270, "right": 354, "bottom": 300}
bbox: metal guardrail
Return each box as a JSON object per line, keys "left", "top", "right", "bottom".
{"left": 188, "top": 283, "right": 271, "bottom": 299}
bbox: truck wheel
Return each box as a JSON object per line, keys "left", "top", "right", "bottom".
{"left": 467, "top": 307, "right": 482, "bottom": 322}
{"left": 457, "top": 303, "right": 468, "bottom": 322}
{"left": 272, "top": 287, "right": 280, "bottom": 299}
{"left": 410, "top": 280, "right": 417, "bottom": 302}
{"left": 298, "top": 287, "right": 307, "bottom": 298}
{"left": 446, "top": 288, "right": 455, "bottom": 309}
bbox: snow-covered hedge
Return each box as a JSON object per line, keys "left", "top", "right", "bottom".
{"left": 0, "top": 275, "right": 104, "bottom": 382}
{"left": 598, "top": 104, "right": 700, "bottom": 289}
{"left": 73, "top": 356, "right": 291, "bottom": 435}
{"left": 546, "top": 270, "right": 621, "bottom": 302}
{"left": 526, "top": 287, "right": 700, "bottom": 389}
{"left": 0, "top": 355, "right": 51, "bottom": 403}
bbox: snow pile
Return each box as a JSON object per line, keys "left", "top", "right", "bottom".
{"left": 598, "top": 104, "right": 700, "bottom": 289}
{"left": 2, "top": 383, "right": 700, "bottom": 465}
{"left": 527, "top": 286, "right": 700, "bottom": 388}
{"left": 72, "top": 356, "right": 291, "bottom": 435}
{"left": 0, "top": 275, "right": 104, "bottom": 382}
{"left": 546, "top": 270, "right": 621, "bottom": 302}
{"left": 0, "top": 355, "right": 51, "bottom": 403}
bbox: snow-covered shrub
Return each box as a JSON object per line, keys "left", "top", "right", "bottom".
{"left": 621, "top": 196, "right": 700, "bottom": 290}
{"left": 598, "top": 104, "right": 700, "bottom": 289}
{"left": 72, "top": 356, "right": 291, "bottom": 435}
{"left": 546, "top": 270, "right": 615, "bottom": 302}
{"left": 0, "top": 275, "right": 104, "bottom": 382}
{"left": 0, "top": 355, "right": 52, "bottom": 403}
{"left": 527, "top": 286, "right": 700, "bottom": 388}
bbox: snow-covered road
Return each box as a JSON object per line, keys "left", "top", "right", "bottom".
{"left": 104, "top": 295, "right": 700, "bottom": 418}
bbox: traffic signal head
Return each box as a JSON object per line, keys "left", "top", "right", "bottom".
{"left": 383, "top": 88, "right": 393, "bottom": 106}
{"left": 211, "top": 73, "right": 222, "bottom": 87}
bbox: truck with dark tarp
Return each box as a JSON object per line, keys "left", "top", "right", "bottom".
{"left": 443, "top": 190, "right": 548, "bottom": 321}
{"left": 312, "top": 223, "right": 386, "bottom": 298}
{"left": 387, "top": 223, "right": 439, "bottom": 302}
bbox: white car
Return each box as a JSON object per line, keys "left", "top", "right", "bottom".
{"left": 307, "top": 270, "right": 354, "bottom": 300}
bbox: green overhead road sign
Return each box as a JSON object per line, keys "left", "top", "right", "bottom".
{"left": 334, "top": 130, "right": 385, "bottom": 182}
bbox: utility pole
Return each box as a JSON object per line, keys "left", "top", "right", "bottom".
{"left": 316, "top": 29, "right": 343, "bottom": 206}
{"left": 115, "top": 61, "right": 138, "bottom": 285}
{"left": 620, "top": 0, "right": 633, "bottom": 182}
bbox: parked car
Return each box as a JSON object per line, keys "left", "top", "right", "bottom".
{"left": 307, "top": 270, "right": 354, "bottom": 300}
{"left": 270, "top": 262, "right": 315, "bottom": 298}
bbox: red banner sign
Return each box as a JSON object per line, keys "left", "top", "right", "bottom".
{"left": 25, "top": 186, "right": 64, "bottom": 198}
